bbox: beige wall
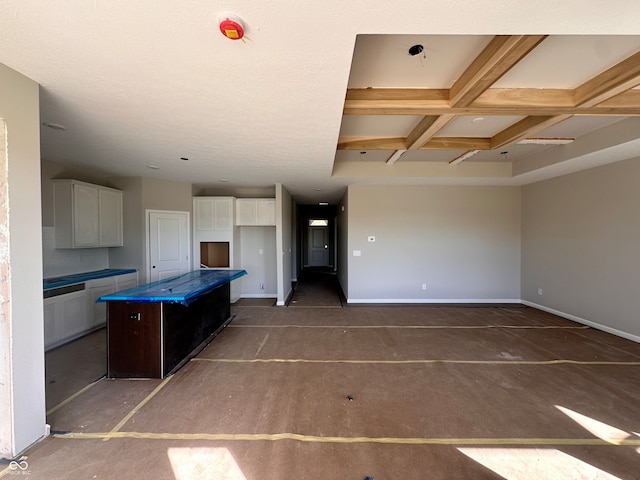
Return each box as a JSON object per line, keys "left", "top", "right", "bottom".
{"left": 276, "top": 184, "right": 292, "bottom": 305}
{"left": 0, "top": 63, "right": 46, "bottom": 456}
{"left": 522, "top": 157, "right": 640, "bottom": 340}
{"left": 346, "top": 185, "right": 521, "bottom": 302}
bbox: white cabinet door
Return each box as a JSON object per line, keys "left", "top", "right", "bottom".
{"left": 116, "top": 272, "right": 138, "bottom": 291}
{"left": 195, "top": 197, "right": 234, "bottom": 231}
{"left": 194, "top": 198, "right": 215, "bottom": 230}
{"left": 88, "top": 285, "right": 115, "bottom": 328}
{"left": 60, "top": 290, "right": 90, "bottom": 340}
{"left": 54, "top": 180, "right": 123, "bottom": 248}
{"left": 73, "top": 183, "right": 100, "bottom": 247}
{"left": 214, "top": 198, "right": 233, "bottom": 230}
{"left": 236, "top": 198, "right": 275, "bottom": 226}
{"left": 43, "top": 298, "right": 59, "bottom": 348}
{"left": 99, "top": 188, "right": 123, "bottom": 246}
{"left": 258, "top": 199, "right": 276, "bottom": 225}
{"left": 236, "top": 199, "right": 258, "bottom": 225}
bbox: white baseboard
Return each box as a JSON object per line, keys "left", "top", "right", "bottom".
{"left": 240, "top": 294, "right": 277, "bottom": 299}
{"left": 347, "top": 298, "right": 521, "bottom": 304}
{"left": 522, "top": 300, "right": 640, "bottom": 344}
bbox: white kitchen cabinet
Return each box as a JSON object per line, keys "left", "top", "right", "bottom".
{"left": 44, "top": 271, "right": 138, "bottom": 350}
{"left": 235, "top": 198, "right": 276, "bottom": 226}
{"left": 44, "top": 288, "right": 90, "bottom": 351}
{"left": 98, "top": 187, "right": 123, "bottom": 246}
{"left": 53, "top": 179, "right": 123, "bottom": 248}
{"left": 194, "top": 197, "right": 234, "bottom": 231}
{"left": 87, "top": 272, "right": 139, "bottom": 329}
{"left": 115, "top": 272, "right": 138, "bottom": 291}
{"left": 88, "top": 280, "right": 115, "bottom": 329}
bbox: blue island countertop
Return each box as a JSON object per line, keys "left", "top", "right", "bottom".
{"left": 43, "top": 268, "right": 137, "bottom": 290}
{"left": 97, "top": 269, "right": 247, "bottom": 306}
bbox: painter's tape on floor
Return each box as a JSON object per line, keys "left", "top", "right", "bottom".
{"left": 192, "top": 358, "right": 640, "bottom": 366}
{"left": 53, "top": 431, "right": 640, "bottom": 447}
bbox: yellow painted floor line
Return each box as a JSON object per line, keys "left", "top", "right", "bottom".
{"left": 46, "top": 377, "right": 104, "bottom": 416}
{"left": 229, "top": 324, "right": 589, "bottom": 330}
{"left": 193, "top": 358, "right": 640, "bottom": 366}
{"left": 103, "top": 375, "right": 174, "bottom": 442}
{"left": 53, "top": 431, "right": 640, "bottom": 446}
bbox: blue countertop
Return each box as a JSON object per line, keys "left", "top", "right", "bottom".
{"left": 97, "top": 269, "right": 247, "bottom": 306}
{"left": 43, "top": 268, "right": 137, "bottom": 290}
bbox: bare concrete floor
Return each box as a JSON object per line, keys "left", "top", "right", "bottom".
{"left": 9, "top": 305, "right": 640, "bottom": 480}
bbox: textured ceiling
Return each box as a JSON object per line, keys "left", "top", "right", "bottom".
{"left": 2, "top": 1, "right": 640, "bottom": 204}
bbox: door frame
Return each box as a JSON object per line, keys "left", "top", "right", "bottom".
{"left": 145, "top": 209, "right": 191, "bottom": 283}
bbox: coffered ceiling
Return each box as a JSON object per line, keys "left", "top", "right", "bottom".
{"left": 335, "top": 34, "right": 640, "bottom": 183}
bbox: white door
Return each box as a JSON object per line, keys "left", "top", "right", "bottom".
{"left": 148, "top": 210, "right": 190, "bottom": 282}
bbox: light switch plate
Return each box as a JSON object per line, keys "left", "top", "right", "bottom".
{"left": 353, "top": 250, "right": 361, "bottom": 256}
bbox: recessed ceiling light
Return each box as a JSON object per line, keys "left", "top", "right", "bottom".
{"left": 319, "top": 202, "right": 329, "bottom": 206}
{"left": 219, "top": 179, "right": 229, "bottom": 183}
{"left": 42, "top": 122, "right": 66, "bottom": 131}
{"left": 315, "top": 188, "right": 322, "bottom": 191}
{"left": 147, "top": 165, "right": 160, "bottom": 170}
{"left": 471, "top": 117, "right": 485, "bottom": 123}
{"left": 408, "top": 44, "right": 424, "bottom": 56}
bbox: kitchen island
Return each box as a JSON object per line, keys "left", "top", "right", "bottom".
{"left": 99, "top": 269, "right": 246, "bottom": 378}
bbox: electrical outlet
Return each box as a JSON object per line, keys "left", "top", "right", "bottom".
{"left": 538, "top": 288, "right": 543, "bottom": 296}
{"left": 353, "top": 250, "right": 361, "bottom": 256}
{"left": 422, "top": 284, "right": 427, "bottom": 290}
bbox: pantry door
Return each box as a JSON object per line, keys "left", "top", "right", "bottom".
{"left": 147, "top": 210, "right": 190, "bottom": 283}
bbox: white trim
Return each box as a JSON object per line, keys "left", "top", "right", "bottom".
{"left": 347, "top": 298, "right": 520, "bottom": 304}
{"left": 522, "top": 300, "right": 640, "bottom": 344}
{"left": 241, "top": 294, "right": 277, "bottom": 299}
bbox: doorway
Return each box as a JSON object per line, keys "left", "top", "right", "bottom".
{"left": 147, "top": 210, "right": 190, "bottom": 282}
{"left": 307, "top": 220, "right": 330, "bottom": 267}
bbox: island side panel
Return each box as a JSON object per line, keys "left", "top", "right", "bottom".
{"left": 107, "top": 302, "right": 162, "bottom": 378}
{"left": 162, "top": 283, "right": 231, "bottom": 376}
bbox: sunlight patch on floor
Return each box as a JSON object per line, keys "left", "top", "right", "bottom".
{"left": 168, "top": 447, "right": 247, "bottom": 480}
{"left": 556, "top": 405, "right": 631, "bottom": 445}
{"left": 458, "top": 448, "right": 621, "bottom": 480}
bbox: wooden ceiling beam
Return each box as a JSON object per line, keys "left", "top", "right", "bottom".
{"left": 337, "top": 136, "right": 492, "bottom": 150}
{"left": 337, "top": 137, "right": 407, "bottom": 150}
{"left": 344, "top": 89, "right": 640, "bottom": 115}
{"left": 574, "top": 50, "right": 640, "bottom": 107}
{"left": 406, "top": 114, "right": 456, "bottom": 149}
{"left": 420, "top": 137, "right": 492, "bottom": 150}
{"left": 450, "top": 35, "right": 547, "bottom": 107}
{"left": 490, "top": 115, "right": 572, "bottom": 150}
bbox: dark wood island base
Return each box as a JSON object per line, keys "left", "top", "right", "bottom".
{"left": 100, "top": 270, "right": 246, "bottom": 378}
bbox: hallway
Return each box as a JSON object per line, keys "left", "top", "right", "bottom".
{"left": 287, "top": 268, "right": 343, "bottom": 308}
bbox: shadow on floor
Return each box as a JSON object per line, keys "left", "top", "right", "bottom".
{"left": 288, "top": 267, "right": 343, "bottom": 307}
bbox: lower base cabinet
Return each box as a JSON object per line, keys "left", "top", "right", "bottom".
{"left": 44, "top": 271, "right": 138, "bottom": 351}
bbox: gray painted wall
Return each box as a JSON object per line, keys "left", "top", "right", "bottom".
{"left": 239, "top": 226, "right": 277, "bottom": 297}
{"left": 522, "top": 157, "right": 640, "bottom": 340}
{"left": 346, "top": 185, "right": 521, "bottom": 302}
{"left": 0, "top": 63, "right": 46, "bottom": 456}
{"left": 276, "top": 184, "right": 293, "bottom": 305}
{"left": 337, "top": 190, "right": 349, "bottom": 298}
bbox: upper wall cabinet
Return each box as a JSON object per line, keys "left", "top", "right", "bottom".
{"left": 235, "top": 198, "right": 276, "bottom": 226}
{"left": 194, "top": 197, "right": 234, "bottom": 231}
{"left": 53, "top": 180, "right": 123, "bottom": 248}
